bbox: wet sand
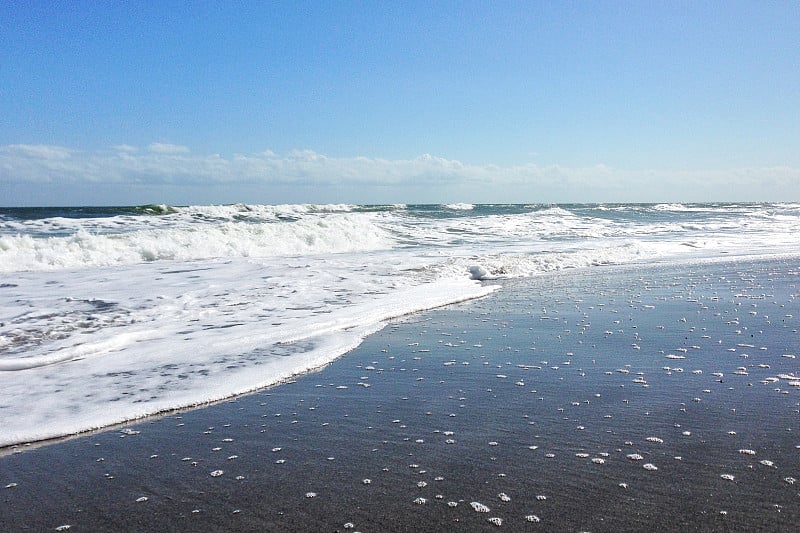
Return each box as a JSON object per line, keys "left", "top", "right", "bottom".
{"left": 1, "top": 257, "right": 799, "bottom": 532}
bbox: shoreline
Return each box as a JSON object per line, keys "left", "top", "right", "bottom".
{"left": 2, "top": 256, "right": 799, "bottom": 531}
{"left": 0, "top": 272, "right": 496, "bottom": 450}
{"left": 4, "top": 251, "right": 796, "bottom": 455}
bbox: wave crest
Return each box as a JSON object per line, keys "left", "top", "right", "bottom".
{"left": 0, "top": 214, "right": 393, "bottom": 272}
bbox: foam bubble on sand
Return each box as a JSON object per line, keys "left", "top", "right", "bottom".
{"left": 471, "top": 501, "right": 491, "bottom": 513}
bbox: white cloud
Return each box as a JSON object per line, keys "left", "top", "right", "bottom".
{"left": 1, "top": 144, "right": 798, "bottom": 203}
{"left": 147, "top": 143, "right": 190, "bottom": 154}
{"left": 1, "top": 144, "right": 73, "bottom": 160}
{"left": 112, "top": 144, "right": 139, "bottom": 153}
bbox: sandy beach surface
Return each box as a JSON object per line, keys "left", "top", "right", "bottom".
{"left": 2, "top": 257, "right": 798, "bottom": 532}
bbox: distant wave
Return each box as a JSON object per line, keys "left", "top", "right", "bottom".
{"left": 135, "top": 204, "right": 178, "bottom": 215}
{"left": 652, "top": 203, "right": 690, "bottom": 211}
{"left": 2, "top": 202, "right": 800, "bottom": 273}
{"left": 0, "top": 213, "right": 394, "bottom": 272}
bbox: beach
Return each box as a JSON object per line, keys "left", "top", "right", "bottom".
{"left": 4, "top": 0, "right": 799, "bottom": 528}
{"left": 1, "top": 256, "right": 798, "bottom": 532}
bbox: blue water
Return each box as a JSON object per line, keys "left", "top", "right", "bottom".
{"left": 1, "top": 202, "right": 799, "bottom": 447}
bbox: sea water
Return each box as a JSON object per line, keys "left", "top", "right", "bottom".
{"left": 1, "top": 203, "right": 798, "bottom": 447}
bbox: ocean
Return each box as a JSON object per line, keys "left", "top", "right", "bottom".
{"left": 1, "top": 203, "right": 799, "bottom": 448}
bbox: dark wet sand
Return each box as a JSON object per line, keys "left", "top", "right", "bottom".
{"left": 2, "top": 258, "right": 799, "bottom": 532}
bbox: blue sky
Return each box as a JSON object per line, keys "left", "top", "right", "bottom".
{"left": 1, "top": 1, "right": 798, "bottom": 206}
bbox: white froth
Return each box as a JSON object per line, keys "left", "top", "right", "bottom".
{"left": 2, "top": 203, "right": 800, "bottom": 447}
{"left": 0, "top": 212, "right": 392, "bottom": 272}
{"left": 0, "top": 253, "right": 494, "bottom": 446}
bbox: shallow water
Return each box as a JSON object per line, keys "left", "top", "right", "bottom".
{"left": 3, "top": 203, "right": 800, "bottom": 447}
{"left": 1, "top": 258, "right": 797, "bottom": 531}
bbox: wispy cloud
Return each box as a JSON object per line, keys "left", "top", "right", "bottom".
{"left": 1, "top": 144, "right": 797, "bottom": 202}
{"left": 147, "top": 143, "right": 190, "bottom": 154}
{"left": 2, "top": 144, "right": 74, "bottom": 160}
{"left": 112, "top": 144, "right": 139, "bottom": 153}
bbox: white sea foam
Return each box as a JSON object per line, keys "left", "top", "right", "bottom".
{"left": 0, "top": 256, "right": 493, "bottom": 446}
{"left": 653, "top": 203, "right": 691, "bottom": 212}
{"left": 1, "top": 203, "right": 799, "bottom": 447}
{"left": 0, "top": 212, "right": 392, "bottom": 272}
